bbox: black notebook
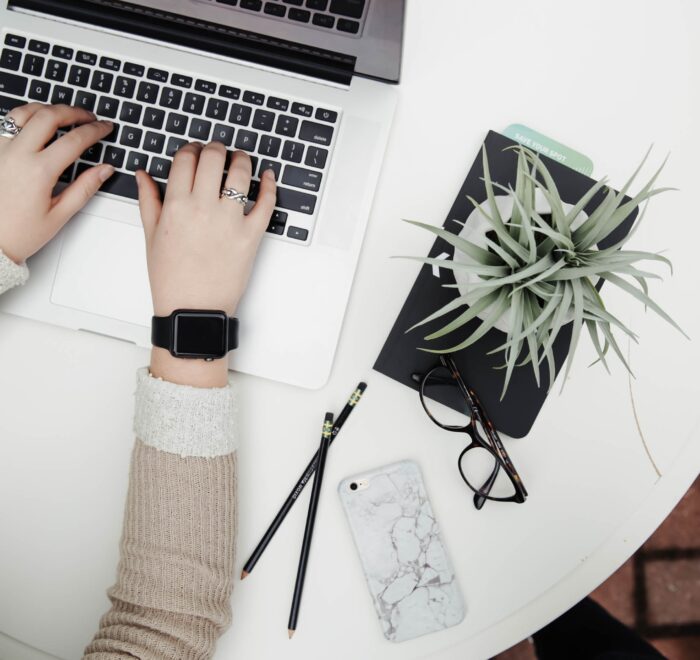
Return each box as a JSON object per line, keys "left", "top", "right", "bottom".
{"left": 374, "top": 131, "right": 637, "bottom": 438}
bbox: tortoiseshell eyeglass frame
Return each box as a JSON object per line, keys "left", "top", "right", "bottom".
{"left": 413, "top": 354, "right": 528, "bottom": 510}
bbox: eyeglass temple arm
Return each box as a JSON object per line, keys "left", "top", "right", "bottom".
{"left": 473, "top": 461, "right": 500, "bottom": 510}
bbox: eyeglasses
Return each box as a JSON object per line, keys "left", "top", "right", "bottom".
{"left": 412, "top": 355, "right": 528, "bottom": 509}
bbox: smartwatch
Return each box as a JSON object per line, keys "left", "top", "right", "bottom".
{"left": 151, "top": 309, "right": 239, "bottom": 360}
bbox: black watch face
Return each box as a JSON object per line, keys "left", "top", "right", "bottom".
{"left": 173, "top": 312, "right": 228, "bottom": 359}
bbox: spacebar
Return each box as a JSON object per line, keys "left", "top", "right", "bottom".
{"left": 100, "top": 171, "right": 138, "bottom": 199}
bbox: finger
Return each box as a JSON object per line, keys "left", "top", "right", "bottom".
{"left": 14, "top": 104, "right": 97, "bottom": 151}
{"left": 42, "top": 119, "right": 114, "bottom": 175}
{"left": 165, "top": 142, "right": 203, "bottom": 199}
{"left": 222, "top": 150, "right": 252, "bottom": 202}
{"left": 246, "top": 167, "right": 277, "bottom": 233}
{"left": 0, "top": 102, "right": 46, "bottom": 131}
{"left": 192, "top": 141, "right": 227, "bottom": 200}
{"left": 135, "top": 170, "right": 163, "bottom": 241}
{"left": 48, "top": 164, "right": 115, "bottom": 226}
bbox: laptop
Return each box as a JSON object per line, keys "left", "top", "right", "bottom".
{"left": 0, "top": 0, "right": 403, "bottom": 388}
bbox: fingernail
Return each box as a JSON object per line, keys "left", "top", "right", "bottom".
{"left": 264, "top": 167, "right": 276, "bottom": 181}
{"left": 101, "top": 119, "right": 113, "bottom": 126}
{"left": 99, "top": 165, "right": 115, "bottom": 182}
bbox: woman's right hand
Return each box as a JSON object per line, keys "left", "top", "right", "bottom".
{"left": 136, "top": 141, "right": 277, "bottom": 387}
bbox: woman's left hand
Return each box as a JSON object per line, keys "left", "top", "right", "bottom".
{"left": 0, "top": 103, "right": 115, "bottom": 264}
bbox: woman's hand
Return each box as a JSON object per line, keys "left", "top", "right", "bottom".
{"left": 136, "top": 141, "right": 277, "bottom": 387}
{"left": 0, "top": 103, "right": 114, "bottom": 264}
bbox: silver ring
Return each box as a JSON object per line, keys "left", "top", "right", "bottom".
{"left": 0, "top": 116, "right": 22, "bottom": 140}
{"left": 220, "top": 187, "right": 248, "bottom": 205}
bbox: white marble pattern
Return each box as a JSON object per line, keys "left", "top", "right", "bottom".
{"left": 339, "top": 461, "right": 465, "bottom": 642}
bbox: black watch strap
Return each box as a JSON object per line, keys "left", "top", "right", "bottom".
{"left": 151, "top": 311, "right": 239, "bottom": 355}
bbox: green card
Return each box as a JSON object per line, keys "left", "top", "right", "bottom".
{"left": 503, "top": 124, "right": 594, "bottom": 176}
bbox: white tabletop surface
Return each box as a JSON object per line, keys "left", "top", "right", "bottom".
{"left": 1, "top": 1, "right": 700, "bottom": 659}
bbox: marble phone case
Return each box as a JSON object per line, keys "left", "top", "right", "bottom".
{"left": 338, "top": 460, "right": 465, "bottom": 642}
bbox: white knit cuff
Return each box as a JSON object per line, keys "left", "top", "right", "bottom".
{"left": 0, "top": 249, "right": 29, "bottom": 296}
{"left": 133, "top": 367, "right": 238, "bottom": 458}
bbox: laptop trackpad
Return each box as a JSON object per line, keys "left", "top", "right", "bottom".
{"left": 51, "top": 213, "right": 152, "bottom": 327}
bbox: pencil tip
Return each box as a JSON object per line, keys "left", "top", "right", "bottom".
{"left": 240, "top": 570, "right": 249, "bottom": 580}
{"left": 288, "top": 629, "right": 295, "bottom": 639}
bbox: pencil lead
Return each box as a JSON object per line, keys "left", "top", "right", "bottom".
{"left": 288, "top": 629, "right": 295, "bottom": 639}
{"left": 240, "top": 570, "right": 249, "bottom": 580}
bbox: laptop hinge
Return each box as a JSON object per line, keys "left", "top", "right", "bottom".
{"left": 7, "top": 0, "right": 356, "bottom": 86}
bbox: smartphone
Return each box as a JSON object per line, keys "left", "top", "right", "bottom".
{"left": 338, "top": 460, "right": 465, "bottom": 642}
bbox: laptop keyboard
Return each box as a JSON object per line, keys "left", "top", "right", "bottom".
{"left": 0, "top": 31, "right": 342, "bottom": 245}
{"left": 198, "top": 0, "right": 368, "bottom": 37}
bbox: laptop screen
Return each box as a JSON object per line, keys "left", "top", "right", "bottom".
{"left": 8, "top": 0, "right": 404, "bottom": 83}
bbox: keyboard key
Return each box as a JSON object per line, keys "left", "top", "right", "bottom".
{"left": 330, "top": 0, "right": 364, "bottom": 18}
{"left": 172, "top": 74, "right": 193, "bottom": 88}
{"left": 267, "top": 221, "right": 285, "bottom": 235}
{"left": 166, "top": 136, "right": 188, "bottom": 156}
{"left": 230, "top": 103, "right": 251, "bottom": 125}
{"left": 259, "top": 158, "right": 281, "bottom": 180}
{"left": 264, "top": 2, "right": 286, "bottom": 16}
{"left": 143, "top": 131, "right": 166, "bottom": 153}
{"left": 5, "top": 34, "right": 27, "bottom": 49}
{"left": 217, "top": 0, "right": 240, "bottom": 5}
{"left": 143, "top": 108, "right": 166, "bottom": 129}
{"left": 28, "top": 39, "right": 50, "bottom": 55}
{"left": 206, "top": 97, "right": 229, "bottom": 121}
{"left": 241, "top": 0, "right": 263, "bottom": 9}
{"left": 219, "top": 84, "right": 240, "bottom": 99}
{"left": 51, "top": 85, "right": 74, "bottom": 105}
{"left": 59, "top": 164, "right": 74, "bottom": 183}
{"left": 47, "top": 60, "right": 68, "bottom": 82}
{"left": 149, "top": 157, "right": 171, "bottom": 180}
{"left": 104, "top": 146, "right": 126, "bottom": 168}
{"left": 235, "top": 129, "right": 258, "bottom": 151}
{"left": 242, "top": 90, "right": 264, "bottom": 106}
{"left": 81, "top": 142, "right": 103, "bottom": 163}
{"left": 68, "top": 65, "right": 91, "bottom": 87}
{"left": 271, "top": 209, "right": 288, "bottom": 225}
{"left": 114, "top": 76, "right": 137, "bottom": 98}
{"left": 195, "top": 79, "right": 217, "bottom": 94}
{"left": 22, "top": 54, "right": 44, "bottom": 76}
{"left": 275, "top": 115, "right": 298, "bottom": 137}
{"left": 147, "top": 67, "right": 168, "bottom": 82}
{"left": 0, "top": 71, "right": 28, "bottom": 96}
{"left": 276, "top": 187, "right": 316, "bottom": 214}
{"left": 188, "top": 118, "right": 212, "bottom": 141}
{"left": 312, "top": 13, "right": 335, "bottom": 28}
{"left": 299, "top": 120, "right": 333, "bottom": 145}
{"left": 90, "top": 69, "right": 113, "bottom": 91}
{"left": 212, "top": 123, "right": 235, "bottom": 146}
{"left": 137, "top": 81, "right": 159, "bottom": 103}
{"left": 126, "top": 151, "right": 149, "bottom": 171}
{"left": 281, "top": 140, "right": 303, "bottom": 162}
{"left": 76, "top": 51, "right": 97, "bottom": 65}
{"left": 304, "top": 145, "right": 328, "bottom": 169}
{"left": 157, "top": 87, "right": 181, "bottom": 111}
{"left": 99, "top": 56, "right": 121, "bottom": 71}
{"left": 99, "top": 170, "right": 139, "bottom": 199}
{"left": 51, "top": 45, "right": 74, "bottom": 60}
{"left": 0, "top": 93, "right": 25, "bottom": 114}
{"left": 96, "top": 96, "right": 119, "bottom": 119}
{"left": 1, "top": 49, "right": 22, "bottom": 71}
{"left": 307, "top": 0, "right": 328, "bottom": 9}
{"left": 291, "top": 102, "right": 313, "bottom": 117}
{"left": 337, "top": 18, "right": 360, "bottom": 33}
{"left": 165, "top": 112, "right": 188, "bottom": 135}
{"left": 183, "top": 92, "right": 205, "bottom": 115}
{"left": 282, "top": 164, "right": 322, "bottom": 191}
{"left": 287, "top": 226, "right": 309, "bottom": 240}
{"left": 267, "top": 96, "right": 288, "bottom": 111}
{"left": 27, "top": 80, "right": 50, "bottom": 102}
{"left": 252, "top": 109, "right": 274, "bottom": 131}
{"left": 289, "top": 8, "right": 311, "bottom": 22}
{"left": 124, "top": 62, "right": 145, "bottom": 77}
{"left": 259, "top": 135, "right": 281, "bottom": 157}
{"left": 315, "top": 107, "right": 337, "bottom": 123}
{"left": 283, "top": 0, "right": 304, "bottom": 5}
{"left": 120, "top": 102, "right": 143, "bottom": 124}
{"left": 120, "top": 126, "right": 143, "bottom": 148}
{"left": 104, "top": 122, "right": 120, "bottom": 143}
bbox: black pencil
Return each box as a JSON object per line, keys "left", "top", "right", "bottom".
{"left": 288, "top": 412, "right": 334, "bottom": 638}
{"left": 241, "top": 382, "right": 367, "bottom": 579}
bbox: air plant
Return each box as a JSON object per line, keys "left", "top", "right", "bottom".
{"left": 403, "top": 146, "right": 686, "bottom": 398}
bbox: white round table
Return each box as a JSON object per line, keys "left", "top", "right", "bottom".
{"left": 1, "top": 1, "right": 699, "bottom": 658}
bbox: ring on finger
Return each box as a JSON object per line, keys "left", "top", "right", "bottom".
{"left": 0, "top": 116, "right": 22, "bottom": 140}
{"left": 220, "top": 186, "right": 248, "bottom": 205}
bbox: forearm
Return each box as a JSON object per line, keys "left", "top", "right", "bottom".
{"left": 84, "top": 368, "right": 238, "bottom": 659}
